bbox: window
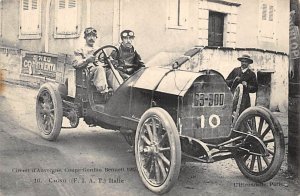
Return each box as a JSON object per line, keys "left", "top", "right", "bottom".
{"left": 19, "top": 0, "right": 41, "bottom": 39}
{"left": 262, "top": 4, "right": 267, "bottom": 20}
{"left": 269, "top": 5, "right": 274, "bottom": 21}
{"left": 208, "top": 11, "right": 225, "bottom": 47}
{"left": 262, "top": 3, "right": 274, "bottom": 22}
{"left": 55, "top": 0, "right": 80, "bottom": 38}
{"left": 167, "top": 0, "right": 189, "bottom": 29}
{"left": 259, "top": 0, "right": 276, "bottom": 39}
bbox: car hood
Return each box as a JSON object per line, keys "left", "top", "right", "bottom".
{"left": 131, "top": 67, "right": 202, "bottom": 96}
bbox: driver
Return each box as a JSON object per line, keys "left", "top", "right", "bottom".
{"left": 73, "top": 27, "right": 122, "bottom": 92}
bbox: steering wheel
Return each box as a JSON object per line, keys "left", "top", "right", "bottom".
{"left": 92, "top": 45, "right": 120, "bottom": 66}
{"left": 231, "top": 84, "right": 244, "bottom": 127}
{"left": 230, "top": 77, "right": 240, "bottom": 93}
{"left": 92, "top": 45, "right": 124, "bottom": 85}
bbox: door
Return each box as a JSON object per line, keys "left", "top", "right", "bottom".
{"left": 208, "top": 11, "right": 225, "bottom": 47}
{"left": 256, "top": 71, "right": 272, "bottom": 108}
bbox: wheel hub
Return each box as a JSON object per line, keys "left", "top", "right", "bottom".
{"left": 44, "top": 104, "right": 51, "bottom": 113}
{"left": 41, "top": 103, "right": 52, "bottom": 114}
{"left": 143, "top": 142, "right": 159, "bottom": 155}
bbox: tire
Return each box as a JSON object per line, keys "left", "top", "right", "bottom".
{"left": 36, "top": 83, "right": 63, "bottom": 141}
{"left": 234, "top": 106, "right": 285, "bottom": 182}
{"left": 135, "top": 107, "right": 181, "bottom": 194}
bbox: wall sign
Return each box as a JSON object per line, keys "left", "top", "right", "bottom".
{"left": 21, "top": 52, "right": 58, "bottom": 79}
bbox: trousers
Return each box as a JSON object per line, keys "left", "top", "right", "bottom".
{"left": 90, "top": 65, "right": 123, "bottom": 92}
{"left": 90, "top": 65, "right": 108, "bottom": 92}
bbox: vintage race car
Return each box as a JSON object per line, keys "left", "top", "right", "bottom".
{"left": 36, "top": 45, "right": 285, "bottom": 194}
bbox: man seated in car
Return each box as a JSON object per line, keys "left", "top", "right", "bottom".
{"left": 112, "top": 30, "right": 145, "bottom": 79}
{"left": 73, "top": 27, "right": 122, "bottom": 92}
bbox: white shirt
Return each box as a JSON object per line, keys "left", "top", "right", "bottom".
{"left": 241, "top": 68, "right": 248, "bottom": 73}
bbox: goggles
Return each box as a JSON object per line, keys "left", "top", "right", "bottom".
{"left": 121, "top": 31, "right": 134, "bottom": 37}
{"left": 84, "top": 28, "right": 97, "bottom": 36}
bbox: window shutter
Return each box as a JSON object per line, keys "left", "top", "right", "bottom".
{"left": 23, "top": 0, "right": 29, "bottom": 10}
{"left": 167, "top": 0, "right": 178, "bottom": 27}
{"left": 269, "top": 5, "right": 274, "bottom": 21}
{"left": 68, "top": 0, "right": 76, "bottom": 8}
{"left": 32, "top": 0, "right": 37, "bottom": 9}
{"left": 59, "top": 0, "right": 65, "bottom": 9}
{"left": 0, "top": 1, "right": 2, "bottom": 36}
{"left": 262, "top": 4, "right": 267, "bottom": 20}
{"left": 260, "top": 0, "right": 275, "bottom": 39}
{"left": 56, "top": 0, "right": 78, "bottom": 34}
{"left": 167, "top": 0, "right": 189, "bottom": 28}
{"left": 21, "top": 0, "right": 40, "bottom": 35}
{"left": 179, "top": 0, "right": 188, "bottom": 27}
{"left": 67, "top": 0, "right": 78, "bottom": 32}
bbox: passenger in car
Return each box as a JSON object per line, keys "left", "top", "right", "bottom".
{"left": 226, "top": 54, "right": 258, "bottom": 114}
{"left": 112, "top": 30, "right": 145, "bottom": 79}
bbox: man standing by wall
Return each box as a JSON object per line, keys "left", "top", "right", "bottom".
{"left": 226, "top": 54, "right": 258, "bottom": 114}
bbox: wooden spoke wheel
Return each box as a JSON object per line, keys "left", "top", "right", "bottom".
{"left": 36, "top": 84, "right": 63, "bottom": 141}
{"left": 135, "top": 108, "right": 181, "bottom": 194}
{"left": 234, "top": 106, "right": 285, "bottom": 182}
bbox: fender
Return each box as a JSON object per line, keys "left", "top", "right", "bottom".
{"left": 46, "top": 82, "right": 68, "bottom": 99}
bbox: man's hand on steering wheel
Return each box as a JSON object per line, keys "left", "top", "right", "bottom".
{"left": 93, "top": 45, "right": 120, "bottom": 66}
{"left": 85, "top": 55, "right": 96, "bottom": 63}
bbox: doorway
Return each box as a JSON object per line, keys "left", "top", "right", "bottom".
{"left": 256, "top": 71, "right": 273, "bottom": 108}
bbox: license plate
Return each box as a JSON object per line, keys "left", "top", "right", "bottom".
{"left": 193, "top": 93, "right": 225, "bottom": 107}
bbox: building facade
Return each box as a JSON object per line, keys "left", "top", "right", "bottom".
{"left": 0, "top": 0, "right": 290, "bottom": 111}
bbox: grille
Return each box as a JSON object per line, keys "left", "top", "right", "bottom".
{"left": 180, "top": 76, "right": 233, "bottom": 140}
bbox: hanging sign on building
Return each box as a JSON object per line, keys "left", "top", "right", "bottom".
{"left": 290, "top": 11, "right": 300, "bottom": 60}
{"left": 290, "top": 26, "right": 300, "bottom": 59}
{"left": 21, "top": 52, "right": 58, "bottom": 79}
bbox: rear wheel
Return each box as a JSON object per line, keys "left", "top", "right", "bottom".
{"left": 234, "top": 106, "right": 285, "bottom": 182}
{"left": 135, "top": 107, "right": 181, "bottom": 194}
{"left": 36, "top": 83, "right": 63, "bottom": 141}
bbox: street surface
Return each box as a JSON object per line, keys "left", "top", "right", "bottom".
{"left": 0, "top": 83, "right": 299, "bottom": 196}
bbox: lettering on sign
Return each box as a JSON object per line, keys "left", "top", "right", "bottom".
{"left": 21, "top": 52, "right": 58, "bottom": 79}
{"left": 193, "top": 93, "right": 225, "bottom": 107}
{"left": 197, "top": 114, "right": 221, "bottom": 129}
{"left": 290, "top": 11, "right": 300, "bottom": 60}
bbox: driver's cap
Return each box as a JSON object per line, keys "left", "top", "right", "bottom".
{"left": 120, "top": 30, "right": 135, "bottom": 39}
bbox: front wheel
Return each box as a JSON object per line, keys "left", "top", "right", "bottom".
{"left": 135, "top": 107, "right": 181, "bottom": 194}
{"left": 234, "top": 106, "right": 285, "bottom": 182}
{"left": 36, "top": 83, "right": 63, "bottom": 141}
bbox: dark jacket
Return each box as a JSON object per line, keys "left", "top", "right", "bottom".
{"left": 115, "top": 44, "right": 145, "bottom": 75}
{"left": 226, "top": 67, "right": 258, "bottom": 113}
